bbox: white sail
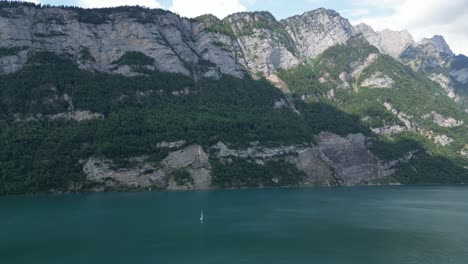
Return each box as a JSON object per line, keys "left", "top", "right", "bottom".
{"left": 200, "top": 210, "right": 204, "bottom": 222}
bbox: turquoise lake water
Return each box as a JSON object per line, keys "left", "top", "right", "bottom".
{"left": 1, "top": 186, "right": 468, "bottom": 263}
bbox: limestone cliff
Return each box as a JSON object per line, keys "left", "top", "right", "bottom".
{"left": 281, "top": 8, "right": 355, "bottom": 59}
{"left": 0, "top": 5, "right": 356, "bottom": 82}
{"left": 354, "top": 23, "right": 414, "bottom": 59}
{"left": 82, "top": 133, "right": 404, "bottom": 191}
{"left": 224, "top": 12, "right": 300, "bottom": 78}
{"left": 0, "top": 5, "right": 245, "bottom": 78}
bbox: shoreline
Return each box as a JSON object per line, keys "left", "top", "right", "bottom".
{"left": 3, "top": 183, "right": 468, "bottom": 198}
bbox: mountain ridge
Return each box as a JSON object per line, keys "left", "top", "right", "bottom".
{"left": 1, "top": 2, "right": 466, "bottom": 104}
{"left": 0, "top": 2, "right": 467, "bottom": 194}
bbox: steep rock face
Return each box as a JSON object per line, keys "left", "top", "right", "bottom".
{"left": 417, "top": 35, "right": 454, "bottom": 56}
{"left": 281, "top": 8, "right": 355, "bottom": 59}
{"left": 354, "top": 23, "right": 414, "bottom": 58}
{"left": 292, "top": 148, "right": 336, "bottom": 186}
{"left": 224, "top": 12, "right": 300, "bottom": 78}
{"left": 0, "top": 50, "right": 28, "bottom": 74}
{"left": 211, "top": 142, "right": 332, "bottom": 186}
{"left": 162, "top": 144, "right": 212, "bottom": 190}
{"left": 316, "top": 133, "right": 394, "bottom": 185}
{"left": 450, "top": 68, "right": 468, "bottom": 84}
{"left": 212, "top": 133, "right": 398, "bottom": 187}
{"left": 192, "top": 15, "right": 246, "bottom": 78}
{"left": 401, "top": 35, "right": 453, "bottom": 71}
{"left": 82, "top": 134, "right": 403, "bottom": 191}
{"left": 83, "top": 157, "right": 167, "bottom": 190}
{"left": 0, "top": 6, "right": 246, "bottom": 78}
{"left": 0, "top": 7, "right": 186, "bottom": 75}
{"left": 82, "top": 144, "right": 212, "bottom": 191}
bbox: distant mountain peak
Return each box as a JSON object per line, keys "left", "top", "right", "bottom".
{"left": 417, "top": 35, "right": 454, "bottom": 56}
{"left": 354, "top": 23, "right": 375, "bottom": 34}
{"left": 354, "top": 24, "right": 414, "bottom": 58}
{"left": 303, "top": 8, "right": 341, "bottom": 17}
{"left": 225, "top": 11, "right": 277, "bottom": 22}
{"left": 281, "top": 8, "right": 354, "bottom": 58}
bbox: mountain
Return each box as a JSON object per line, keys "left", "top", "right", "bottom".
{"left": 400, "top": 36, "right": 468, "bottom": 105}
{"left": 0, "top": 2, "right": 467, "bottom": 195}
{"left": 354, "top": 23, "right": 414, "bottom": 59}
{"left": 353, "top": 23, "right": 468, "bottom": 107}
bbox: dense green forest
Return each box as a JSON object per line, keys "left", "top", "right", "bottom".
{"left": 0, "top": 52, "right": 370, "bottom": 194}
{"left": 211, "top": 158, "right": 306, "bottom": 188}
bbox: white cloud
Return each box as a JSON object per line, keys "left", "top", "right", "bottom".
{"left": 339, "top": 8, "right": 369, "bottom": 18}
{"left": 349, "top": 0, "right": 468, "bottom": 55}
{"left": 77, "top": 0, "right": 162, "bottom": 9}
{"left": 170, "top": 0, "right": 246, "bottom": 18}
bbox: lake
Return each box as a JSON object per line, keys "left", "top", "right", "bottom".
{"left": 1, "top": 186, "right": 468, "bottom": 263}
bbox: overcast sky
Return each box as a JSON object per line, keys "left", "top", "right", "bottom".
{"left": 16, "top": 0, "right": 468, "bottom": 55}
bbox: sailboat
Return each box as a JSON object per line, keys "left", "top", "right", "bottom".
{"left": 200, "top": 210, "right": 204, "bottom": 222}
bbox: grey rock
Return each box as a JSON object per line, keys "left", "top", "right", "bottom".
{"left": 461, "top": 145, "right": 468, "bottom": 157}
{"left": 162, "top": 144, "right": 210, "bottom": 170}
{"left": 371, "top": 125, "right": 407, "bottom": 136}
{"left": 349, "top": 53, "right": 379, "bottom": 78}
{"left": 422, "top": 130, "right": 454, "bottom": 146}
{"left": 282, "top": 8, "right": 355, "bottom": 58}
{"left": 361, "top": 72, "right": 395, "bottom": 88}
{"left": 273, "top": 98, "right": 287, "bottom": 109}
{"left": 355, "top": 23, "right": 414, "bottom": 58}
{"left": 212, "top": 134, "right": 400, "bottom": 187}
{"left": 401, "top": 35, "right": 454, "bottom": 72}
{"left": 161, "top": 144, "right": 212, "bottom": 190}
{"left": 48, "top": 111, "right": 104, "bottom": 121}
{"left": 429, "top": 73, "right": 460, "bottom": 101}
{"left": 83, "top": 144, "right": 212, "bottom": 191}
{"left": 0, "top": 50, "right": 28, "bottom": 74}
{"left": 156, "top": 140, "right": 187, "bottom": 149}
{"left": 429, "top": 111, "right": 464, "bottom": 127}
{"left": 212, "top": 141, "right": 305, "bottom": 159}
{"left": 14, "top": 111, "right": 104, "bottom": 122}
{"left": 292, "top": 148, "right": 335, "bottom": 186}
{"left": 0, "top": 6, "right": 247, "bottom": 78}
{"left": 433, "top": 134, "right": 454, "bottom": 146}
{"left": 83, "top": 158, "right": 166, "bottom": 188}
{"left": 383, "top": 102, "right": 414, "bottom": 129}
{"left": 316, "top": 132, "right": 395, "bottom": 185}
{"left": 417, "top": 35, "right": 454, "bottom": 56}
{"left": 225, "top": 12, "right": 300, "bottom": 78}
{"left": 450, "top": 68, "right": 468, "bottom": 84}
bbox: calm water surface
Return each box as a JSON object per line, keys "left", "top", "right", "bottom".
{"left": 1, "top": 186, "right": 468, "bottom": 264}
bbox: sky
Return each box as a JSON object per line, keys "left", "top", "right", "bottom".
{"left": 13, "top": 0, "right": 468, "bottom": 55}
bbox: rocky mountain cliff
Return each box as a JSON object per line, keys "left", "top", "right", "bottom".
{"left": 0, "top": 2, "right": 467, "bottom": 195}
{"left": 354, "top": 23, "right": 414, "bottom": 59}
{"left": 1, "top": 3, "right": 467, "bottom": 102}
